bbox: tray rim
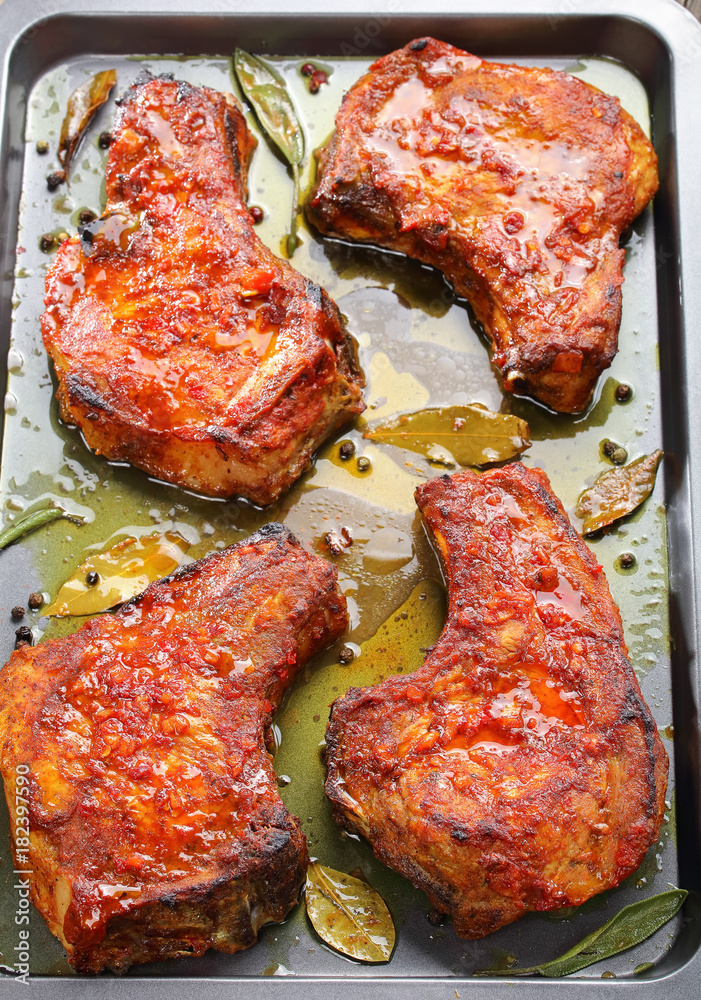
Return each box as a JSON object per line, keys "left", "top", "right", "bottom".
{"left": 0, "top": 0, "right": 700, "bottom": 995}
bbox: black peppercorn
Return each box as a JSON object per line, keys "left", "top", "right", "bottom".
{"left": 11, "top": 606, "right": 25, "bottom": 620}
{"left": 46, "top": 171, "right": 64, "bottom": 191}
{"left": 40, "top": 232, "right": 56, "bottom": 252}
{"left": 86, "top": 570, "right": 100, "bottom": 587}
{"left": 615, "top": 383, "right": 632, "bottom": 402}
{"left": 79, "top": 209, "right": 97, "bottom": 225}
{"left": 339, "top": 441, "right": 355, "bottom": 460}
{"left": 602, "top": 440, "right": 616, "bottom": 457}
{"left": 36, "top": 139, "right": 49, "bottom": 155}
{"left": 28, "top": 592, "right": 44, "bottom": 610}
{"left": 98, "top": 131, "right": 112, "bottom": 149}
{"left": 15, "top": 625, "right": 32, "bottom": 644}
{"left": 339, "top": 645, "right": 355, "bottom": 664}
{"left": 619, "top": 552, "right": 636, "bottom": 569}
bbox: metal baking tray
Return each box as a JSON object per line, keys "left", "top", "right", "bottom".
{"left": 0, "top": 0, "right": 699, "bottom": 996}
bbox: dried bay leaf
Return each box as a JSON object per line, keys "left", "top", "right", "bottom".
{"left": 305, "top": 861, "right": 395, "bottom": 962}
{"left": 476, "top": 889, "right": 687, "bottom": 977}
{"left": 58, "top": 70, "right": 117, "bottom": 179}
{"left": 45, "top": 531, "right": 190, "bottom": 617}
{"left": 364, "top": 404, "right": 531, "bottom": 467}
{"left": 576, "top": 450, "right": 663, "bottom": 535}
{"left": 233, "top": 50, "right": 305, "bottom": 254}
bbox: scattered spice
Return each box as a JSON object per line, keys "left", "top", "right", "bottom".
{"left": 249, "top": 205, "right": 264, "bottom": 224}
{"left": 611, "top": 447, "right": 628, "bottom": 465}
{"left": 619, "top": 552, "right": 636, "bottom": 569}
{"left": 85, "top": 570, "right": 100, "bottom": 587}
{"left": 78, "top": 208, "right": 97, "bottom": 225}
{"left": 28, "top": 592, "right": 44, "bottom": 610}
{"left": 15, "top": 626, "right": 32, "bottom": 645}
{"left": 602, "top": 440, "right": 616, "bottom": 458}
{"left": 339, "top": 645, "right": 355, "bottom": 664}
{"left": 309, "top": 70, "right": 328, "bottom": 94}
{"left": 427, "top": 909, "right": 444, "bottom": 926}
{"left": 300, "top": 62, "right": 316, "bottom": 76}
{"left": 615, "top": 383, "right": 632, "bottom": 402}
{"left": 47, "top": 171, "right": 64, "bottom": 191}
{"left": 39, "top": 233, "right": 56, "bottom": 252}
{"left": 356, "top": 456, "right": 371, "bottom": 472}
{"left": 98, "top": 130, "right": 112, "bottom": 149}
{"left": 324, "top": 526, "right": 353, "bottom": 555}
{"left": 35, "top": 139, "right": 49, "bottom": 155}
{"left": 11, "top": 606, "right": 25, "bottom": 620}
{"left": 339, "top": 440, "right": 355, "bottom": 460}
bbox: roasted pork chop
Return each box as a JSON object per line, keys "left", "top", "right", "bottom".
{"left": 308, "top": 38, "right": 658, "bottom": 413}
{"left": 42, "top": 73, "right": 364, "bottom": 505}
{"left": 0, "top": 524, "right": 347, "bottom": 973}
{"left": 325, "top": 466, "right": 667, "bottom": 937}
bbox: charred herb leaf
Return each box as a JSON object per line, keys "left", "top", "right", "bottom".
{"left": 58, "top": 70, "right": 117, "bottom": 180}
{"left": 364, "top": 404, "right": 531, "bottom": 468}
{"left": 305, "top": 862, "right": 395, "bottom": 962}
{"left": 233, "top": 50, "right": 304, "bottom": 255}
{"left": 576, "top": 450, "right": 663, "bottom": 535}
{"left": 0, "top": 505, "right": 85, "bottom": 551}
{"left": 45, "top": 531, "right": 190, "bottom": 617}
{"left": 476, "top": 889, "right": 687, "bottom": 977}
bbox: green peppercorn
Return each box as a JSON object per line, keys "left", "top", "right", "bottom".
{"left": 35, "top": 139, "right": 49, "bottom": 155}
{"left": 356, "top": 456, "right": 371, "bottom": 472}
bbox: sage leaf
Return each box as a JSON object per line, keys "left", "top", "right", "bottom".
{"left": 476, "top": 889, "right": 687, "bottom": 977}
{"left": 576, "top": 450, "right": 662, "bottom": 535}
{"left": 364, "top": 404, "right": 531, "bottom": 467}
{"left": 58, "top": 70, "right": 117, "bottom": 180}
{"left": 233, "top": 50, "right": 305, "bottom": 255}
{"left": 305, "top": 861, "right": 395, "bottom": 963}
{"left": 0, "top": 506, "right": 85, "bottom": 551}
{"left": 45, "top": 531, "right": 190, "bottom": 617}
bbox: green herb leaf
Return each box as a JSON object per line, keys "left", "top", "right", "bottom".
{"left": 305, "top": 861, "right": 395, "bottom": 963}
{"left": 0, "top": 506, "right": 85, "bottom": 551}
{"left": 233, "top": 50, "right": 305, "bottom": 255}
{"left": 45, "top": 531, "right": 190, "bottom": 617}
{"left": 364, "top": 404, "right": 531, "bottom": 468}
{"left": 58, "top": 70, "right": 117, "bottom": 180}
{"left": 576, "top": 450, "right": 663, "bottom": 535}
{"left": 476, "top": 889, "right": 687, "bottom": 977}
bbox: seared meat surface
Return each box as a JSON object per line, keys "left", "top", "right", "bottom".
{"left": 308, "top": 38, "right": 658, "bottom": 412}
{"left": 0, "top": 524, "right": 347, "bottom": 973}
{"left": 42, "top": 73, "right": 364, "bottom": 505}
{"left": 325, "top": 467, "right": 667, "bottom": 937}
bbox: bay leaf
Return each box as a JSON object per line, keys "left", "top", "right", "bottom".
{"left": 305, "top": 861, "right": 395, "bottom": 963}
{"left": 233, "top": 50, "right": 304, "bottom": 255}
{"left": 45, "top": 531, "right": 190, "bottom": 617}
{"left": 476, "top": 889, "right": 687, "bottom": 977}
{"left": 58, "top": 70, "right": 117, "bottom": 179}
{"left": 576, "top": 450, "right": 663, "bottom": 535}
{"left": 364, "top": 404, "right": 531, "bottom": 467}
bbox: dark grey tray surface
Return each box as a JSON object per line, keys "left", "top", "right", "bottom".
{"left": 0, "top": 0, "right": 700, "bottom": 996}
